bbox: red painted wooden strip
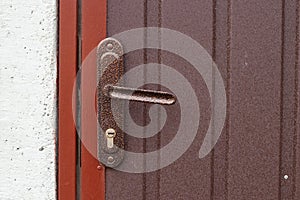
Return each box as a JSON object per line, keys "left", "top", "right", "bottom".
{"left": 58, "top": 0, "right": 78, "bottom": 199}
{"left": 81, "top": 0, "right": 106, "bottom": 199}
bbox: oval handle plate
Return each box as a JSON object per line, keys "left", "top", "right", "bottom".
{"left": 97, "top": 37, "right": 176, "bottom": 168}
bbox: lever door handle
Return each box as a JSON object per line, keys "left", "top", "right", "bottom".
{"left": 104, "top": 85, "right": 176, "bottom": 105}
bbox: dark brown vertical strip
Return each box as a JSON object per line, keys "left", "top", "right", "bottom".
{"left": 294, "top": 2, "right": 299, "bottom": 195}
{"left": 212, "top": 0, "right": 231, "bottom": 199}
{"left": 228, "top": 1, "right": 282, "bottom": 199}
{"left": 295, "top": 1, "right": 300, "bottom": 198}
{"left": 225, "top": 1, "right": 232, "bottom": 199}
{"left": 210, "top": 0, "right": 217, "bottom": 198}
{"left": 58, "top": 0, "right": 77, "bottom": 199}
{"left": 143, "top": 1, "right": 162, "bottom": 199}
{"left": 278, "top": 1, "right": 285, "bottom": 199}
{"left": 158, "top": 1, "right": 162, "bottom": 198}
{"left": 280, "top": 0, "right": 300, "bottom": 199}
{"left": 142, "top": 1, "right": 147, "bottom": 199}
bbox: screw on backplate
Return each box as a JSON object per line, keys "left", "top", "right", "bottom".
{"left": 107, "top": 156, "right": 115, "bottom": 164}
{"left": 106, "top": 43, "right": 113, "bottom": 51}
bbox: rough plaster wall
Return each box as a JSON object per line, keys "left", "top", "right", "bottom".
{"left": 0, "top": 0, "right": 57, "bottom": 199}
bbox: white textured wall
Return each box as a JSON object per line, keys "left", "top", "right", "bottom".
{"left": 0, "top": 0, "right": 57, "bottom": 199}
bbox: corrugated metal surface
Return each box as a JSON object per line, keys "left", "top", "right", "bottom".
{"left": 105, "top": 0, "right": 300, "bottom": 199}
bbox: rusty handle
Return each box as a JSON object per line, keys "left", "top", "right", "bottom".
{"left": 104, "top": 85, "right": 176, "bottom": 105}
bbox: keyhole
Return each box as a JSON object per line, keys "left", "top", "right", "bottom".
{"left": 106, "top": 128, "right": 116, "bottom": 148}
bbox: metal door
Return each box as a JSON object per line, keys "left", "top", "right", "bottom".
{"left": 59, "top": 0, "right": 300, "bottom": 199}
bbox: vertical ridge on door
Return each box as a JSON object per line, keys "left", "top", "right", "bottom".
{"left": 143, "top": 0, "right": 162, "bottom": 199}
{"left": 211, "top": 0, "right": 231, "bottom": 199}
{"left": 295, "top": 2, "right": 300, "bottom": 197}
{"left": 280, "top": 0, "right": 300, "bottom": 199}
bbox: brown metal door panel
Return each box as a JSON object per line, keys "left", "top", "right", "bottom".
{"left": 106, "top": 0, "right": 214, "bottom": 199}
{"left": 102, "top": 0, "right": 300, "bottom": 200}
{"left": 159, "top": 0, "right": 213, "bottom": 199}
{"left": 106, "top": 1, "right": 145, "bottom": 200}
{"left": 228, "top": 1, "right": 282, "bottom": 199}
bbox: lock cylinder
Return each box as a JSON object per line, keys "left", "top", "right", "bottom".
{"left": 105, "top": 128, "right": 116, "bottom": 149}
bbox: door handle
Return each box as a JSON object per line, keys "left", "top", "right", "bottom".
{"left": 104, "top": 85, "right": 176, "bottom": 105}
{"left": 97, "top": 38, "right": 175, "bottom": 167}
